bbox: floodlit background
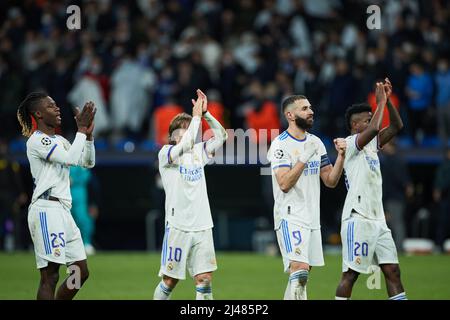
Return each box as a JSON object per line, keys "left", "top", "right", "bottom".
{"left": 0, "top": 0, "right": 449, "bottom": 299}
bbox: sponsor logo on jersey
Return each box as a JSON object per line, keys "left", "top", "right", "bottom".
{"left": 179, "top": 165, "right": 203, "bottom": 182}
{"left": 365, "top": 156, "right": 379, "bottom": 172}
{"left": 303, "top": 160, "right": 320, "bottom": 176}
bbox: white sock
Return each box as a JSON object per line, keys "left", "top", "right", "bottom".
{"left": 289, "top": 269, "right": 309, "bottom": 300}
{"left": 196, "top": 282, "right": 213, "bottom": 300}
{"left": 389, "top": 292, "right": 407, "bottom": 300}
{"left": 153, "top": 280, "right": 173, "bottom": 300}
{"left": 335, "top": 296, "right": 350, "bottom": 300}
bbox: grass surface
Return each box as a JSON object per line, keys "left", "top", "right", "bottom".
{"left": 1, "top": 252, "right": 449, "bottom": 300}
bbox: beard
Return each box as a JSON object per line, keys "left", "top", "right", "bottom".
{"left": 295, "top": 115, "right": 313, "bottom": 130}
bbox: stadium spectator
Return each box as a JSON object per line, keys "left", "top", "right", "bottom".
{"left": 432, "top": 148, "right": 450, "bottom": 251}
{"left": 435, "top": 57, "right": 450, "bottom": 146}
{"left": 0, "top": 140, "right": 28, "bottom": 251}
{"left": 381, "top": 140, "right": 414, "bottom": 252}
{"left": 405, "top": 62, "right": 434, "bottom": 143}
{"left": 0, "top": 0, "right": 447, "bottom": 144}
{"left": 68, "top": 57, "right": 111, "bottom": 138}
{"left": 328, "top": 59, "right": 356, "bottom": 137}
{"left": 0, "top": 54, "right": 24, "bottom": 140}
{"left": 110, "top": 50, "right": 156, "bottom": 140}
{"left": 201, "top": 89, "right": 226, "bottom": 141}
{"left": 152, "top": 100, "right": 184, "bottom": 146}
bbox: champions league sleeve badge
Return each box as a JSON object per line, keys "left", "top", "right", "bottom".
{"left": 41, "top": 137, "right": 52, "bottom": 146}
{"left": 274, "top": 149, "right": 284, "bottom": 159}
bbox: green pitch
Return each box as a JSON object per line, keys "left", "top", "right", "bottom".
{"left": 1, "top": 252, "right": 449, "bottom": 300}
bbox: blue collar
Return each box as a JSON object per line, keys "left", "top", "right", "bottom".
{"left": 286, "top": 130, "right": 307, "bottom": 142}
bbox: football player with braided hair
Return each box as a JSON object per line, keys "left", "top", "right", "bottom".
{"left": 18, "top": 92, "right": 96, "bottom": 300}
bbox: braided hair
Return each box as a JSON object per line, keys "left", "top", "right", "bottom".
{"left": 17, "top": 92, "right": 48, "bottom": 137}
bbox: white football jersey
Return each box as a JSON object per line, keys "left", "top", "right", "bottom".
{"left": 158, "top": 142, "right": 213, "bottom": 231}
{"left": 267, "top": 131, "right": 331, "bottom": 230}
{"left": 27, "top": 131, "right": 94, "bottom": 209}
{"left": 342, "top": 134, "right": 384, "bottom": 221}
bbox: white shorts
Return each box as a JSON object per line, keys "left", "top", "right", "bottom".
{"left": 28, "top": 199, "right": 86, "bottom": 269}
{"left": 341, "top": 214, "right": 399, "bottom": 274}
{"left": 275, "top": 219, "right": 324, "bottom": 273}
{"left": 158, "top": 223, "right": 217, "bottom": 280}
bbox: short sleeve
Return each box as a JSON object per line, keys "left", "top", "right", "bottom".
{"left": 28, "top": 133, "right": 58, "bottom": 161}
{"left": 267, "top": 140, "right": 292, "bottom": 170}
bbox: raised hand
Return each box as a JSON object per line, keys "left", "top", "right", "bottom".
{"left": 375, "top": 82, "right": 387, "bottom": 106}
{"left": 86, "top": 103, "right": 97, "bottom": 139}
{"left": 74, "top": 101, "right": 95, "bottom": 133}
{"left": 384, "top": 77, "right": 392, "bottom": 99}
{"left": 197, "top": 89, "right": 208, "bottom": 114}
{"left": 191, "top": 90, "right": 204, "bottom": 117}
{"left": 334, "top": 138, "right": 347, "bottom": 156}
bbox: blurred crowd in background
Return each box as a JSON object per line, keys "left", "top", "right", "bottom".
{"left": 0, "top": 0, "right": 449, "bottom": 253}
{"left": 0, "top": 0, "right": 449, "bottom": 147}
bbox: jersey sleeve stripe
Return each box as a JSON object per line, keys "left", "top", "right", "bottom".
{"left": 376, "top": 134, "right": 382, "bottom": 150}
{"left": 272, "top": 164, "right": 292, "bottom": 170}
{"left": 167, "top": 145, "right": 174, "bottom": 164}
{"left": 203, "top": 141, "right": 213, "bottom": 159}
{"left": 46, "top": 144, "right": 58, "bottom": 160}
{"left": 355, "top": 134, "right": 362, "bottom": 151}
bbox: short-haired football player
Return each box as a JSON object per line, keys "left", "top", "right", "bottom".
{"left": 153, "top": 89, "right": 227, "bottom": 300}
{"left": 267, "top": 95, "right": 347, "bottom": 300}
{"left": 335, "top": 79, "right": 407, "bottom": 300}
